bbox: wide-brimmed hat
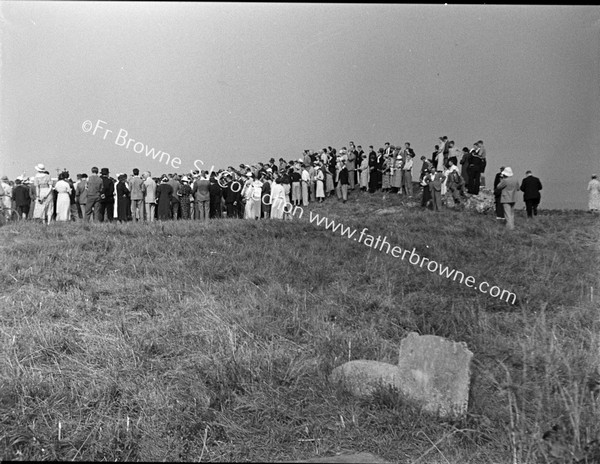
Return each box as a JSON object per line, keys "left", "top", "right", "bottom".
{"left": 501, "top": 167, "right": 513, "bottom": 177}
{"left": 100, "top": 168, "right": 109, "bottom": 175}
{"left": 1, "top": 175, "right": 9, "bottom": 181}
{"left": 35, "top": 163, "right": 46, "bottom": 172}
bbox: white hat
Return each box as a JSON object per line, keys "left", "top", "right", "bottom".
{"left": 35, "top": 163, "right": 46, "bottom": 172}
{"left": 501, "top": 167, "right": 513, "bottom": 177}
{"left": 181, "top": 176, "right": 190, "bottom": 183}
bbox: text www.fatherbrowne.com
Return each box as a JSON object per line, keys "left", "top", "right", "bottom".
{"left": 287, "top": 206, "right": 517, "bottom": 305}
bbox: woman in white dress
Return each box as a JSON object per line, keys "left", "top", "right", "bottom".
{"left": 588, "top": 175, "right": 600, "bottom": 212}
{"left": 315, "top": 165, "right": 325, "bottom": 202}
{"left": 54, "top": 172, "right": 72, "bottom": 221}
{"left": 270, "top": 177, "right": 286, "bottom": 219}
{"left": 32, "top": 164, "right": 53, "bottom": 223}
{"left": 359, "top": 154, "right": 369, "bottom": 191}
{"left": 242, "top": 174, "right": 254, "bottom": 219}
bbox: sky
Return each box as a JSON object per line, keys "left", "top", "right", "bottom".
{"left": 1, "top": 2, "right": 599, "bottom": 210}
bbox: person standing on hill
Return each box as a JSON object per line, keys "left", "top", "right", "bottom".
{"left": 75, "top": 174, "right": 88, "bottom": 220}
{"left": 85, "top": 166, "right": 103, "bottom": 222}
{"left": 587, "top": 174, "right": 600, "bottom": 213}
{"left": 193, "top": 171, "right": 210, "bottom": 221}
{"left": 156, "top": 176, "right": 173, "bottom": 221}
{"left": 520, "top": 170, "right": 543, "bottom": 218}
{"left": 429, "top": 168, "right": 446, "bottom": 212}
{"left": 116, "top": 174, "right": 131, "bottom": 222}
{"left": 98, "top": 168, "right": 115, "bottom": 222}
{"left": 347, "top": 143, "right": 357, "bottom": 190}
{"left": 459, "top": 147, "right": 470, "bottom": 185}
{"left": 494, "top": 167, "right": 520, "bottom": 230}
{"left": 54, "top": 172, "right": 72, "bottom": 221}
{"left": 33, "top": 165, "right": 54, "bottom": 224}
{"left": 402, "top": 150, "right": 415, "bottom": 197}
{"left": 130, "top": 168, "right": 144, "bottom": 222}
{"left": 466, "top": 144, "right": 484, "bottom": 195}
{"left": 208, "top": 172, "right": 223, "bottom": 218}
{"left": 12, "top": 178, "right": 31, "bottom": 219}
{"left": 493, "top": 167, "right": 506, "bottom": 220}
{"left": 142, "top": 171, "right": 156, "bottom": 222}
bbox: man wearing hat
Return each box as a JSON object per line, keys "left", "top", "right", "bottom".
{"left": 97, "top": 168, "right": 115, "bottom": 222}
{"left": 192, "top": 171, "right": 210, "bottom": 221}
{"left": 85, "top": 167, "right": 103, "bottom": 222}
{"left": 494, "top": 167, "right": 520, "bottom": 230}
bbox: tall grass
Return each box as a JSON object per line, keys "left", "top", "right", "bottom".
{"left": 0, "top": 193, "right": 598, "bottom": 462}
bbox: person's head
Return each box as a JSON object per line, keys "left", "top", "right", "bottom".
{"left": 118, "top": 173, "right": 127, "bottom": 182}
{"left": 81, "top": 173, "right": 88, "bottom": 179}
{"left": 463, "top": 147, "right": 469, "bottom": 153}
{"left": 526, "top": 170, "right": 532, "bottom": 176}
{"left": 448, "top": 140, "right": 455, "bottom": 147}
{"left": 420, "top": 156, "right": 426, "bottom": 161}
{"left": 15, "top": 178, "right": 22, "bottom": 185}
{"left": 91, "top": 167, "right": 99, "bottom": 174}
{"left": 448, "top": 159, "right": 456, "bottom": 167}
{"left": 161, "top": 176, "right": 169, "bottom": 183}
{"left": 100, "top": 168, "right": 109, "bottom": 176}
{"left": 500, "top": 166, "right": 505, "bottom": 172}
{"left": 501, "top": 167, "right": 513, "bottom": 177}
{"left": 592, "top": 175, "right": 598, "bottom": 180}
{"left": 133, "top": 168, "right": 139, "bottom": 176}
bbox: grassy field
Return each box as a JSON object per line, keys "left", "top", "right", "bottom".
{"left": 1, "top": 191, "right": 599, "bottom": 463}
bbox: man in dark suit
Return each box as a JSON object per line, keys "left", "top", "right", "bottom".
{"left": 97, "top": 168, "right": 115, "bottom": 222}
{"left": 520, "top": 170, "right": 543, "bottom": 218}
{"left": 208, "top": 171, "right": 223, "bottom": 219}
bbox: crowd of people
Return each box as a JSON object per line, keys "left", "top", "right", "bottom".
{"left": 0, "top": 137, "right": 586, "bottom": 229}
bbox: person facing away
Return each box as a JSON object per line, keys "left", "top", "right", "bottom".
{"left": 156, "top": 176, "right": 173, "bottom": 220}
{"left": 85, "top": 166, "right": 103, "bottom": 222}
{"left": 12, "top": 178, "right": 31, "bottom": 219}
{"left": 142, "top": 171, "right": 157, "bottom": 222}
{"left": 494, "top": 167, "right": 520, "bottom": 230}
{"left": 520, "top": 170, "right": 542, "bottom": 218}
{"left": 493, "top": 167, "right": 506, "bottom": 220}
{"left": 130, "top": 168, "right": 144, "bottom": 221}
{"left": 98, "top": 168, "right": 115, "bottom": 222}
{"left": 587, "top": 174, "right": 600, "bottom": 213}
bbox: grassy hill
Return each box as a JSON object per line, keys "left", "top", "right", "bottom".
{"left": 1, "top": 191, "right": 598, "bottom": 463}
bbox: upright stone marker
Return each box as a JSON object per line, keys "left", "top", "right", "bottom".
{"left": 329, "top": 332, "right": 473, "bottom": 419}
{"left": 396, "top": 332, "right": 473, "bottom": 418}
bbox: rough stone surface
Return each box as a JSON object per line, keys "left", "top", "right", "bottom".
{"left": 396, "top": 332, "right": 473, "bottom": 418}
{"left": 329, "top": 332, "right": 473, "bottom": 419}
{"left": 286, "top": 452, "right": 390, "bottom": 463}
{"left": 329, "top": 360, "right": 400, "bottom": 397}
{"left": 461, "top": 188, "right": 495, "bottom": 213}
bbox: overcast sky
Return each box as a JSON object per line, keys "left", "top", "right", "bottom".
{"left": 1, "top": 2, "right": 599, "bottom": 209}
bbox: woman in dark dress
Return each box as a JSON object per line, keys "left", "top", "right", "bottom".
{"left": 178, "top": 176, "right": 193, "bottom": 219}
{"left": 116, "top": 174, "right": 131, "bottom": 222}
{"left": 156, "top": 176, "right": 173, "bottom": 220}
{"left": 368, "top": 151, "right": 378, "bottom": 193}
